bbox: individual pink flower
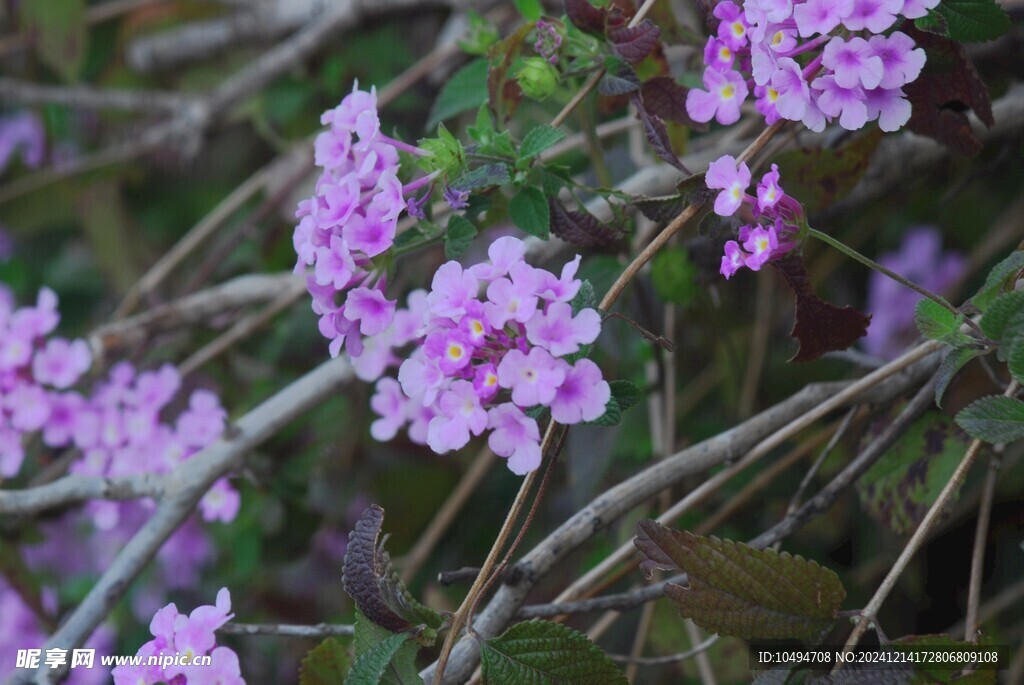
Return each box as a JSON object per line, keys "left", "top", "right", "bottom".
{"left": 742, "top": 225, "right": 778, "bottom": 271}
{"left": 686, "top": 68, "right": 749, "bottom": 126}
{"left": 487, "top": 403, "right": 542, "bottom": 475}
{"left": 6, "top": 383, "right": 50, "bottom": 431}
{"left": 550, "top": 359, "right": 610, "bottom": 424}
{"left": 812, "top": 75, "right": 869, "bottom": 130}
{"left": 176, "top": 390, "right": 227, "bottom": 448}
{"left": 705, "top": 155, "right": 752, "bottom": 217}
{"left": 714, "top": 2, "right": 750, "bottom": 49}
{"left": 864, "top": 87, "right": 912, "bottom": 132}
{"left": 703, "top": 37, "right": 736, "bottom": 72}
{"left": 473, "top": 363, "right": 500, "bottom": 400}
{"left": 427, "top": 262, "right": 479, "bottom": 321}
{"left": 483, "top": 263, "right": 540, "bottom": 329}
{"left": 721, "top": 240, "right": 746, "bottom": 279}
{"left": 755, "top": 85, "right": 782, "bottom": 124}
{"left": 427, "top": 381, "right": 488, "bottom": 453}
{"left": 398, "top": 352, "right": 445, "bottom": 405}
{"left": 344, "top": 286, "right": 397, "bottom": 336}
{"left": 756, "top": 164, "right": 785, "bottom": 213}
{"left": 870, "top": 32, "right": 926, "bottom": 90}
{"left": 842, "top": 0, "right": 901, "bottom": 32}
{"left": 822, "top": 37, "right": 884, "bottom": 90}
{"left": 497, "top": 347, "right": 567, "bottom": 407}
{"left": 312, "top": 175, "right": 360, "bottom": 230}
{"left": 524, "top": 302, "right": 601, "bottom": 357}
{"left": 423, "top": 329, "right": 473, "bottom": 375}
{"left": 794, "top": 0, "right": 854, "bottom": 37}
{"left": 899, "top": 0, "right": 940, "bottom": 18}
{"left": 343, "top": 205, "right": 397, "bottom": 258}
{"left": 199, "top": 478, "right": 241, "bottom": 523}
{"left": 370, "top": 377, "right": 408, "bottom": 440}
{"left": 467, "top": 236, "right": 529, "bottom": 281}
{"left": 771, "top": 58, "right": 811, "bottom": 121}
{"left": 32, "top": 337, "right": 90, "bottom": 389}
{"left": 535, "top": 254, "right": 582, "bottom": 302}
{"left": 314, "top": 235, "right": 357, "bottom": 289}
{"left": 178, "top": 645, "right": 246, "bottom": 685}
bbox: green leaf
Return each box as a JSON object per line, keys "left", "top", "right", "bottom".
{"left": 856, "top": 411, "right": 970, "bottom": 534}
{"left": 936, "top": 0, "right": 1011, "bottom": 42}
{"left": 634, "top": 524, "right": 846, "bottom": 640}
{"left": 584, "top": 397, "right": 622, "bottom": 426}
{"left": 519, "top": 125, "right": 567, "bottom": 161}
{"left": 300, "top": 638, "right": 351, "bottom": 685}
{"left": 345, "top": 632, "right": 410, "bottom": 685}
{"left": 451, "top": 164, "right": 511, "bottom": 192}
{"left": 19, "top": 0, "right": 87, "bottom": 81}
{"left": 915, "top": 9, "right": 951, "bottom": 35}
{"left": 417, "top": 124, "right": 465, "bottom": 175}
{"left": 514, "top": 0, "right": 544, "bottom": 20}
{"left": 651, "top": 246, "right": 698, "bottom": 307}
{"left": 935, "top": 346, "right": 983, "bottom": 407}
{"left": 353, "top": 610, "right": 424, "bottom": 685}
{"left": 427, "top": 58, "right": 489, "bottom": 129}
{"left": 509, "top": 187, "right": 550, "bottom": 239}
{"left": 570, "top": 280, "right": 597, "bottom": 315}
{"left": 609, "top": 380, "right": 643, "bottom": 412}
{"left": 1007, "top": 334, "right": 1024, "bottom": 384}
{"left": 480, "top": 620, "right": 628, "bottom": 685}
{"left": 956, "top": 395, "right": 1024, "bottom": 444}
{"left": 972, "top": 251, "right": 1024, "bottom": 311}
{"left": 979, "top": 291, "right": 1024, "bottom": 349}
{"left": 914, "top": 299, "right": 971, "bottom": 346}
{"left": 445, "top": 216, "right": 478, "bottom": 260}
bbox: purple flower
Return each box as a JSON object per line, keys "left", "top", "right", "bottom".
{"left": 473, "top": 363, "right": 500, "bottom": 400}
{"left": 344, "top": 286, "right": 397, "bottom": 336}
{"left": 313, "top": 175, "right": 360, "bottom": 230}
{"left": 822, "top": 37, "right": 884, "bottom": 90}
{"left": 370, "top": 377, "right": 408, "bottom": 440}
{"left": 755, "top": 85, "right": 782, "bottom": 124}
{"left": 0, "top": 111, "right": 45, "bottom": 173}
{"left": 705, "top": 155, "right": 752, "bottom": 217}
{"left": 756, "top": 164, "right": 785, "bottom": 213}
{"left": 549, "top": 359, "right": 610, "bottom": 424}
{"left": 314, "top": 236, "right": 357, "bottom": 289}
{"left": 199, "top": 478, "right": 241, "bottom": 523}
{"left": 487, "top": 403, "right": 542, "bottom": 475}
{"left": 812, "top": 75, "right": 869, "bottom": 130}
{"left": 344, "top": 205, "right": 397, "bottom": 258}
{"left": 721, "top": 240, "right": 746, "bottom": 279}
{"left": 703, "top": 37, "right": 736, "bottom": 72}
{"left": 686, "top": 68, "right": 749, "bottom": 126}
{"left": 793, "top": 0, "right": 854, "bottom": 37}
{"left": 864, "top": 87, "right": 912, "bottom": 132}
{"left": 742, "top": 225, "right": 779, "bottom": 271}
{"left": 842, "top": 0, "right": 901, "bottom": 32}
{"left": 32, "top": 337, "right": 90, "bottom": 389}
{"left": 483, "top": 263, "right": 540, "bottom": 329}
{"left": 870, "top": 32, "right": 926, "bottom": 89}
{"left": 423, "top": 329, "right": 473, "bottom": 375}
{"left": 468, "top": 236, "right": 529, "bottom": 282}
{"left": 444, "top": 185, "right": 470, "bottom": 210}
{"left": 176, "top": 390, "right": 227, "bottom": 448}
{"left": 427, "top": 380, "right": 488, "bottom": 453}
{"left": 524, "top": 302, "right": 601, "bottom": 357}
{"left": 715, "top": 2, "right": 750, "bottom": 49}
{"left": 427, "top": 262, "right": 480, "bottom": 321}
{"left": 899, "top": 0, "right": 940, "bottom": 18}
{"left": 771, "top": 58, "right": 812, "bottom": 121}
{"left": 398, "top": 352, "right": 445, "bottom": 405}
{"left": 497, "top": 347, "right": 567, "bottom": 407}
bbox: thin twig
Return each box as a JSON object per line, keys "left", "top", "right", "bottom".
{"left": 785, "top": 407, "right": 859, "bottom": 516}
{"left": 219, "top": 622, "right": 355, "bottom": 638}
{"left": 964, "top": 451, "right": 1001, "bottom": 643}
{"left": 833, "top": 380, "right": 1019, "bottom": 672}
{"left": 608, "top": 635, "right": 720, "bottom": 665}
{"left": 0, "top": 474, "right": 166, "bottom": 517}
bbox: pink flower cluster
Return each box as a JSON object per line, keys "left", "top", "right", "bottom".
{"left": 0, "top": 287, "right": 90, "bottom": 477}
{"left": 0, "top": 110, "right": 45, "bottom": 174}
{"left": 706, "top": 155, "right": 803, "bottom": 278}
{"left": 534, "top": 20, "right": 563, "bottom": 64}
{"left": 293, "top": 84, "right": 434, "bottom": 358}
{"left": 112, "top": 588, "right": 245, "bottom": 685}
{"left": 364, "top": 237, "right": 611, "bottom": 475}
{"left": 686, "top": 0, "right": 928, "bottom": 131}
{"left": 67, "top": 361, "right": 238, "bottom": 528}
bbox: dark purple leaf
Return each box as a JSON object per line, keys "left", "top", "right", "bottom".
{"left": 608, "top": 19, "right": 661, "bottom": 63}
{"left": 564, "top": 0, "right": 607, "bottom": 34}
{"left": 633, "top": 194, "right": 687, "bottom": 224}
{"left": 640, "top": 76, "right": 704, "bottom": 128}
{"left": 599, "top": 59, "right": 640, "bottom": 96}
{"left": 771, "top": 253, "right": 871, "bottom": 362}
{"left": 633, "top": 94, "right": 690, "bottom": 174}
{"left": 549, "top": 200, "right": 624, "bottom": 246}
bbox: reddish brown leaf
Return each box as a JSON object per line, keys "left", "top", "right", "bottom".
{"left": 904, "top": 25, "right": 994, "bottom": 156}
{"left": 549, "top": 200, "right": 624, "bottom": 246}
{"left": 771, "top": 253, "right": 871, "bottom": 362}
{"left": 640, "top": 76, "right": 703, "bottom": 127}
{"left": 608, "top": 19, "right": 661, "bottom": 63}
{"left": 564, "top": 0, "right": 607, "bottom": 34}
{"left": 632, "top": 94, "right": 690, "bottom": 174}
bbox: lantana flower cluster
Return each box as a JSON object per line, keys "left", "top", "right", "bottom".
{"left": 293, "top": 84, "right": 436, "bottom": 358}
{"left": 706, "top": 154, "right": 804, "bottom": 278}
{"left": 686, "top": 0, "right": 929, "bottom": 132}
{"left": 112, "top": 587, "right": 245, "bottom": 685}
{"left": 0, "top": 110, "right": 45, "bottom": 174}
{"left": 364, "top": 237, "right": 611, "bottom": 475}
{"left": 0, "top": 287, "right": 90, "bottom": 477}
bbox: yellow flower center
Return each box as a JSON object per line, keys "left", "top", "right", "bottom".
{"left": 472, "top": 321, "right": 484, "bottom": 335}
{"left": 732, "top": 22, "right": 745, "bottom": 36}
{"left": 720, "top": 46, "right": 732, "bottom": 61}
{"left": 768, "top": 87, "right": 779, "bottom": 102}
{"left": 721, "top": 85, "right": 736, "bottom": 100}
{"left": 448, "top": 344, "right": 464, "bottom": 360}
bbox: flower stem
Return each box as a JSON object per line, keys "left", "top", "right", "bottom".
{"left": 807, "top": 227, "right": 983, "bottom": 336}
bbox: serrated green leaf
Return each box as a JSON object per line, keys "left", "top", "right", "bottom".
{"left": 914, "top": 299, "right": 971, "bottom": 346}
{"left": 935, "top": 346, "right": 984, "bottom": 407}
{"left": 979, "top": 291, "right": 1024, "bottom": 355}
{"left": 651, "top": 246, "right": 698, "bottom": 307}
{"left": 956, "top": 395, "right": 1024, "bottom": 444}
{"left": 353, "top": 611, "right": 424, "bottom": 685}
{"left": 936, "top": 0, "right": 1010, "bottom": 42}
{"left": 19, "top": 0, "right": 87, "bottom": 81}
{"left": 1007, "top": 335, "right": 1024, "bottom": 384}
{"left": 972, "top": 251, "right": 1024, "bottom": 311}
{"left": 427, "top": 59, "right": 489, "bottom": 129}
{"left": 584, "top": 397, "right": 622, "bottom": 426}
{"left": 519, "top": 125, "right": 567, "bottom": 160}
{"left": 509, "top": 187, "right": 550, "bottom": 239}
{"left": 856, "top": 411, "right": 969, "bottom": 534}
{"left": 451, "top": 164, "right": 511, "bottom": 192}
{"left": 345, "top": 632, "right": 410, "bottom": 685}
{"left": 445, "top": 216, "right": 478, "bottom": 260}
{"left": 635, "top": 524, "right": 846, "bottom": 640}
{"left": 609, "top": 380, "right": 643, "bottom": 412}
{"left": 915, "top": 9, "right": 951, "bottom": 35}
{"left": 570, "top": 280, "right": 597, "bottom": 315}
{"left": 481, "top": 620, "right": 628, "bottom": 685}
{"left": 300, "top": 638, "right": 351, "bottom": 685}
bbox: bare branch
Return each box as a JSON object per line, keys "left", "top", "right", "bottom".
{"left": 0, "top": 474, "right": 165, "bottom": 517}
{"left": 0, "top": 78, "right": 194, "bottom": 113}
{"left": 219, "top": 622, "right": 355, "bottom": 638}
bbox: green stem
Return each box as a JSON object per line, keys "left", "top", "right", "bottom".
{"left": 807, "top": 227, "right": 983, "bottom": 337}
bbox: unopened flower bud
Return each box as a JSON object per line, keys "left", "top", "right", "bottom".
{"left": 516, "top": 58, "right": 559, "bottom": 101}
